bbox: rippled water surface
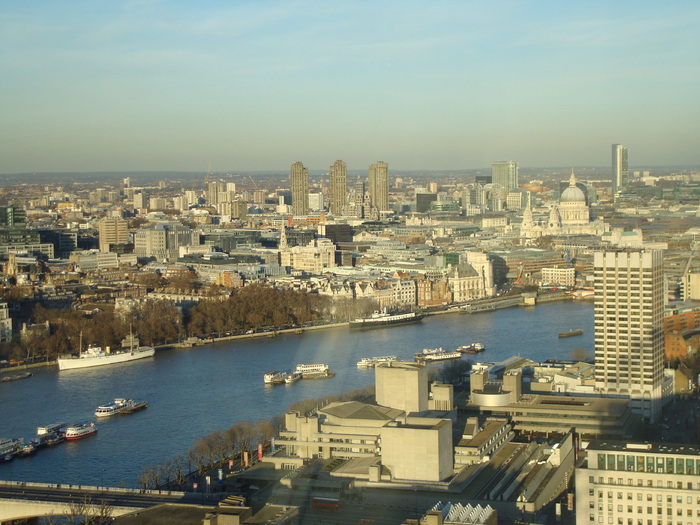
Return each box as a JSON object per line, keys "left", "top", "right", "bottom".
{"left": 0, "top": 301, "right": 593, "bottom": 486}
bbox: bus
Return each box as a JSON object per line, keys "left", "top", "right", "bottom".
{"left": 311, "top": 497, "right": 340, "bottom": 512}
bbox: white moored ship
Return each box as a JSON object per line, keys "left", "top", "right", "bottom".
{"left": 95, "top": 398, "right": 129, "bottom": 417}
{"left": 349, "top": 309, "right": 424, "bottom": 330}
{"left": 58, "top": 332, "right": 155, "bottom": 371}
{"left": 284, "top": 372, "right": 302, "bottom": 384}
{"left": 357, "top": 356, "right": 397, "bottom": 368}
{"left": 295, "top": 363, "right": 332, "bottom": 378}
{"left": 65, "top": 422, "right": 97, "bottom": 440}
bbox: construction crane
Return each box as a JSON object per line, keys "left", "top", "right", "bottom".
{"left": 249, "top": 175, "right": 260, "bottom": 191}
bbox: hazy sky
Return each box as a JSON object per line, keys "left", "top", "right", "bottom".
{"left": 1, "top": 1, "right": 698, "bottom": 173}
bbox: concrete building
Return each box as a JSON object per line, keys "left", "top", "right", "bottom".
{"left": 133, "top": 223, "right": 198, "bottom": 262}
{"left": 612, "top": 143, "right": 629, "bottom": 194}
{"left": 0, "top": 302, "right": 12, "bottom": 342}
{"left": 290, "top": 162, "right": 309, "bottom": 216}
{"left": 376, "top": 361, "right": 428, "bottom": 414}
{"left": 491, "top": 161, "right": 518, "bottom": 193}
{"left": 368, "top": 161, "right": 389, "bottom": 211}
{"left": 576, "top": 440, "right": 700, "bottom": 525}
{"left": 279, "top": 238, "right": 337, "bottom": 274}
{"left": 329, "top": 160, "right": 347, "bottom": 215}
{"left": 594, "top": 250, "right": 665, "bottom": 422}
{"left": 98, "top": 217, "right": 130, "bottom": 252}
{"left": 541, "top": 267, "right": 576, "bottom": 288}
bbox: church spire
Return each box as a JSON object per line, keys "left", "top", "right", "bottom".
{"left": 569, "top": 167, "right": 577, "bottom": 187}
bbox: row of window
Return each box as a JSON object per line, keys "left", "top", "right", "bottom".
{"left": 597, "top": 454, "right": 700, "bottom": 475}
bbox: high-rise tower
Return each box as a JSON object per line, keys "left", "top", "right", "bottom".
{"left": 368, "top": 161, "right": 389, "bottom": 211}
{"left": 329, "top": 160, "right": 347, "bottom": 215}
{"left": 611, "top": 144, "right": 628, "bottom": 195}
{"left": 491, "top": 161, "right": 518, "bottom": 193}
{"left": 290, "top": 161, "right": 309, "bottom": 216}
{"left": 594, "top": 250, "right": 664, "bottom": 422}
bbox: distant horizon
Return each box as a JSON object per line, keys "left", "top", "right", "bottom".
{"left": 1, "top": 2, "right": 698, "bottom": 173}
{"left": 1, "top": 164, "right": 699, "bottom": 179}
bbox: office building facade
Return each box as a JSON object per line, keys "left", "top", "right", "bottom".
{"left": 576, "top": 440, "right": 700, "bottom": 525}
{"left": 368, "top": 161, "right": 389, "bottom": 211}
{"left": 329, "top": 160, "right": 347, "bottom": 215}
{"left": 594, "top": 250, "right": 664, "bottom": 422}
{"left": 612, "top": 144, "right": 629, "bottom": 195}
{"left": 491, "top": 161, "right": 519, "bottom": 193}
{"left": 290, "top": 161, "right": 309, "bottom": 216}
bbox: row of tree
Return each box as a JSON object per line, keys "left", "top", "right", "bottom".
{"left": 138, "top": 386, "right": 375, "bottom": 490}
{"left": 0, "top": 285, "right": 376, "bottom": 362}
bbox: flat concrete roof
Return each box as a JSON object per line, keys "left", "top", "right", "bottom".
{"left": 588, "top": 440, "right": 700, "bottom": 456}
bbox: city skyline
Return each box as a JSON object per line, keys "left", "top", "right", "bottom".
{"left": 1, "top": 2, "right": 699, "bottom": 174}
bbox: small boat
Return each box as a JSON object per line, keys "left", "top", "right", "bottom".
{"left": 65, "top": 422, "right": 97, "bottom": 440}
{"left": 357, "top": 356, "right": 397, "bottom": 368}
{"left": 119, "top": 400, "right": 148, "bottom": 414}
{"left": 1, "top": 371, "right": 33, "bottom": 382}
{"left": 16, "top": 443, "right": 37, "bottom": 458}
{"left": 558, "top": 329, "right": 583, "bottom": 338}
{"left": 458, "top": 343, "right": 485, "bottom": 354}
{"left": 95, "top": 398, "right": 129, "bottom": 417}
{"left": 263, "top": 371, "right": 287, "bottom": 385}
{"left": 284, "top": 372, "right": 302, "bottom": 384}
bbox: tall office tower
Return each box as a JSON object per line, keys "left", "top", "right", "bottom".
{"left": 594, "top": 250, "right": 664, "bottom": 422}
{"left": 368, "top": 161, "right": 389, "bottom": 211}
{"left": 290, "top": 161, "right": 309, "bottom": 216}
{"left": 491, "top": 161, "right": 519, "bottom": 192}
{"left": 329, "top": 160, "right": 347, "bottom": 214}
{"left": 98, "top": 218, "right": 129, "bottom": 252}
{"left": 612, "top": 144, "right": 629, "bottom": 195}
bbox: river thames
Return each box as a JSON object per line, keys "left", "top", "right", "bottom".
{"left": 0, "top": 301, "right": 593, "bottom": 487}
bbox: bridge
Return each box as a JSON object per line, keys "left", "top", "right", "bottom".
{"left": 0, "top": 480, "right": 222, "bottom": 522}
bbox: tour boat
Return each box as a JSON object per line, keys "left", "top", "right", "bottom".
{"left": 95, "top": 398, "right": 130, "bottom": 417}
{"left": 458, "top": 343, "right": 485, "bottom": 354}
{"left": 349, "top": 309, "right": 424, "bottom": 329}
{"left": 295, "top": 363, "right": 332, "bottom": 378}
{"left": 357, "top": 356, "right": 397, "bottom": 368}
{"left": 65, "top": 422, "right": 97, "bottom": 440}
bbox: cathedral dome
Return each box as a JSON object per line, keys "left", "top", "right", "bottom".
{"left": 560, "top": 168, "right": 586, "bottom": 203}
{"left": 560, "top": 185, "right": 586, "bottom": 203}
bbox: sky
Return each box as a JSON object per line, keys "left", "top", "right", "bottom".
{"left": 1, "top": 0, "right": 699, "bottom": 174}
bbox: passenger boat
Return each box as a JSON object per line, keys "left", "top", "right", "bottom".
{"left": 58, "top": 331, "right": 155, "bottom": 371}
{"left": 119, "top": 400, "right": 147, "bottom": 414}
{"left": 357, "top": 356, "right": 397, "bottom": 368}
{"left": 349, "top": 309, "right": 424, "bottom": 330}
{"left": 95, "top": 398, "right": 129, "bottom": 417}
{"left": 458, "top": 343, "right": 485, "bottom": 354}
{"left": 558, "top": 329, "right": 583, "bottom": 338}
{"left": 284, "top": 372, "right": 302, "bottom": 384}
{"left": 0, "top": 438, "right": 23, "bottom": 461}
{"left": 263, "top": 371, "right": 287, "bottom": 385}
{"left": 295, "top": 363, "right": 332, "bottom": 378}
{"left": 32, "top": 422, "right": 67, "bottom": 448}
{"left": 65, "top": 422, "right": 97, "bottom": 440}
{"left": 420, "top": 351, "right": 462, "bottom": 362}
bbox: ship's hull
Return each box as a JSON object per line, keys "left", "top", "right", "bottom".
{"left": 349, "top": 313, "right": 424, "bottom": 330}
{"left": 58, "top": 347, "right": 155, "bottom": 371}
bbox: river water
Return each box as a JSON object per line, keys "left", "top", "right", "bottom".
{"left": 0, "top": 301, "right": 593, "bottom": 487}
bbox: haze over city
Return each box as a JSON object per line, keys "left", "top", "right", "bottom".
{"left": 1, "top": 1, "right": 699, "bottom": 174}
